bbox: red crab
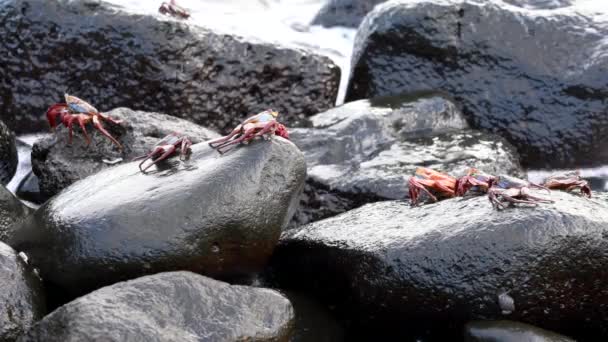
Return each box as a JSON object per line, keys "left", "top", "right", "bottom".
{"left": 46, "top": 94, "right": 123, "bottom": 149}
{"left": 455, "top": 168, "right": 496, "bottom": 196}
{"left": 488, "top": 175, "right": 553, "bottom": 209}
{"left": 159, "top": 0, "right": 190, "bottom": 19}
{"left": 542, "top": 171, "right": 591, "bottom": 198}
{"left": 208, "top": 109, "right": 289, "bottom": 154}
{"left": 408, "top": 167, "right": 457, "bottom": 205}
{"left": 135, "top": 132, "right": 192, "bottom": 172}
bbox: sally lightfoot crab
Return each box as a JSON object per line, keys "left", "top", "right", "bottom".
{"left": 542, "top": 171, "right": 591, "bottom": 198}
{"left": 488, "top": 175, "right": 553, "bottom": 209}
{"left": 408, "top": 167, "right": 457, "bottom": 205}
{"left": 454, "top": 168, "right": 496, "bottom": 196}
{"left": 208, "top": 109, "right": 289, "bottom": 154}
{"left": 159, "top": 0, "right": 190, "bottom": 19}
{"left": 135, "top": 132, "right": 192, "bottom": 172}
{"left": 46, "top": 94, "right": 123, "bottom": 149}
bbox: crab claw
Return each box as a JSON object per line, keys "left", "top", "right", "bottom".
{"left": 46, "top": 104, "right": 69, "bottom": 131}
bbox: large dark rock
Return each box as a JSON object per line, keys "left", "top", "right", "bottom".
{"left": 31, "top": 107, "right": 219, "bottom": 200}
{"left": 10, "top": 137, "right": 306, "bottom": 299}
{"left": 311, "top": 0, "right": 387, "bottom": 28}
{"left": 465, "top": 320, "right": 575, "bottom": 342}
{"left": 0, "top": 242, "right": 45, "bottom": 342}
{"left": 0, "top": 184, "right": 31, "bottom": 242}
{"left": 284, "top": 292, "right": 344, "bottom": 342}
{"left": 346, "top": 0, "right": 608, "bottom": 168}
{"left": 18, "top": 271, "right": 293, "bottom": 342}
{"left": 0, "top": 0, "right": 340, "bottom": 134}
{"left": 16, "top": 171, "right": 43, "bottom": 205}
{"left": 289, "top": 93, "right": 523, "bottom": 227}
{"left": 0, "top": 120, "right": 17, "bottom": 185}
{"left": 270, "top": 192, "right": 608, "bottom": 340}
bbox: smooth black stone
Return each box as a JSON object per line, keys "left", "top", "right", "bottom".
{"left": 311, "top": 0, "right": 387, "bottom": 28}
{"left": 11, "top": 137, "right": 306, "bottom": 299}
{"left": 0, "top": 0, "right": 340, "bottom": 134}
{"left": 31, "top": 107, "right": 219, "bottom": 200}
{"left": 0, "top": 242, "right": 45, "bottom": 342}
{"left": 285, "top": 292, "right": 345, "bottom": 342}
{"left": 18, "top": 271, "right": 293, "bottom": 342}
{"left": 289, "top": 93, "right": 523, "bottom": 227}
{"left": 0, "top": 184, "right": 31, "bottom": 242}
{"left": 346, "top": 0, "right": 608, "bottom": 168}
{"left": 16, "top": 171, "right": 44, "bottom": 205}
{"left": 270, "top": 192, "right": 608, "bottom": 340}
{"left": 465, "top": 320, "right": 575, "bottom": 342}
{"left": 0, "top": 120, "right": 17, "bottom": 185}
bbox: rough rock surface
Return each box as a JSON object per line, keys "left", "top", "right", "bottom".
{"left": 289, "top": 94, "right": 523, "bottom": 227}
{"left": 0, "top": 184, "right": 31, "bottom": 242}
{"left": 311, "top": 0, "right": 387, "bottom": 28}
{"left": 0, "top": 0, "right": 340, "bottom": 134}
{"left": 465, "top": 320, "right": 575, "bottom": 342}
{"left": 0, "top": 242, "right": 45, "bottom": 342}
{"left": 18, "top": 271, "right": 293, "bottom": 342}
{"left": 32, "top": 107, "right": 219, "bottom": 200}
{"left": 270, "top": 192, "right": 608, "bottom": 340}
{"left": 346, "top": 0, "right": 608, "bottom": 168}
{"left": 0, "top": 120, "right": 17, "bottom": 185}
{"left": 11, "top": 137, "right": 306, "bottom": 298}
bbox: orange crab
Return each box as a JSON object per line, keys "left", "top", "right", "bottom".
{"left": 408, "top": 167, "right": 457, "bottom": 205}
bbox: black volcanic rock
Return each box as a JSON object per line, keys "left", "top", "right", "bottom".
{"left": 289, "top": 94, "right": 523, "bottom": 227}
{"left": 311, "top": 0, "right": 387, "bottom": 28}
{"left": 11, "top": 137, "right": 306, "bottom": 299}
{"left": 346, "top": 0, "right": 608, "bottom": 168}
{"left": 0, "top": 242, "right": 45, "bottom": 342}
{"left": 18, "top": 272, "right": 293, "bottom": 342}
{"left": 0, "top": 120, "right": 17, "bottom": 185}
{"left": 0, "top": 0, "right": 340, "bottom": 134}
{"left": 31, "top": 107, "right": 218, "bottom": 200}
{"left": 270, "top": 192, "right": 608, "bottom": 340}
{"left": 465, "top": 320, "right": 575, "bottom": 342}
{"left": 0, "top": 184, "right": 31, "bottom": 242}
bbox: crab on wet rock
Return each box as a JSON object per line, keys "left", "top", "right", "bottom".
{"left": 488, "top": 175, "right": 553, "bottom": 209}
{"left": 159, "top": 0, "right": 190, "bottom": 19}
{"left": 542, "top": 171, "right": 591, "bottom": 198}
{"left": 455, "top": 168, "right": 496, "bottom": 196}
{"left": 135, "top": 132, "right": 192, "bottom": 172}
{"left": 46, "top": 94, "right": 123, "bottom": 149}
{"left": 408, "top": 167, "right": 457, "bottom": 205}
{"left": 208, "top": 109, "right": 289, "bottom": 154}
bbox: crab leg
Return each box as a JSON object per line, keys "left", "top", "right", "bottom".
{"left": 208, "top": 127, "right": 243, "bottom": 148}
{"left": 180, "top": 138, "right": 192, "bottom": 160}
{"left": 92, "top": 115, "right": 122, "bottom": 149}
{"left": 64, "top": 116, "right": 76, "bottom": 144}
{"left": 97, "top": 112, "right": 123, "bottom": 125}
{"left": 141, "top": 146, "right": 177, "bottom": 172}
{"left": 215, "top": 127, "right": 258, "bottom": 154}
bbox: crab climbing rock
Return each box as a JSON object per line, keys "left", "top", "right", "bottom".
{"left": 159, "top": 0, "right": 190, "bottom": 19}
{"left": 209, "top": 110, "right": 289, "bottom": 154}
{"left": 46, "top": 94, "right": 123, "bottom": 149}
{"left": 408, "top": 167, "right": 456, "bottom": 205}
{"left": 542, "top": 171, "right": 591, "bottom": 198}
{"left": 135, "top": 133, "right": 193, "bottom": 172}
{"left": 488, "top": 175, "right": 553, "bottom": 209}
{"left": 455, "top": 168, "right": 496, "bottom": 197}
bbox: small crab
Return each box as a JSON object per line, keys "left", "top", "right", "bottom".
{"left": 159, "top": 0, "right": 190, "bottom": 19}
{"left": 455, "top": 168, "right": 496, "bottom": 196}
{"left": 208, "top": 109, "right": 289, "bottom": 154}
{"left": 488, "top": 175, "right": 553, "bottom": 209}
{"left": 135, "top": 132, "right": 192, "bottom": 172}
{"left": 542, "top": 171, "right": 591, "bottom": 198}
{"left": 408, "top": 167, "right": 457, "bottom": 205}
{"left": 46, "top": 94, "right": 123, "bottom": 149}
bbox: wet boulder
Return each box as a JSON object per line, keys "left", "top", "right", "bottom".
{"left": 0, "top": 0, "right": 340, "bottom": 134}
{"left": 465, "top": 320, "right": 575, "bottom": 342}
{"left": 16, "top": 172, "right": 43, "bottom": 205}
{"left": 346, "top": 0, "right": 608, "bottom": 168}
{"left": 289, "top": 93, "right": 523, "bottom": 227}
{"left": 0, "top": 242, "right": 45, "bottom": 342}
{"left": 18, "top": 271, "right": 293, "bottom": 342}
{"left": 10, "top": 137, "right": 306, "bottom": 298}
{"left": 0, "top": 120, "right": 17, "bottom": 185}
{"left": 284, "top": 292, "right": 344, "bottom": 342}
{"left": 0, "top": 184, "right": 31, "bottom": 242}
{"left": 311, "top": 0, "right": 387, "bottom": 28}
{"left": 270, "top": 192, "right": 608, "bottom": 340}
{"left": 31, "top": 107, "right": 219, "bottom": 200}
